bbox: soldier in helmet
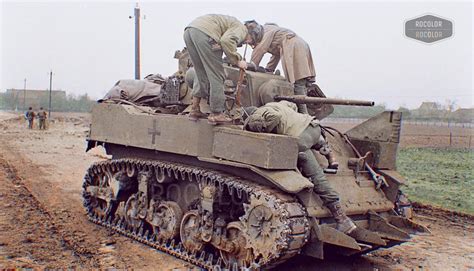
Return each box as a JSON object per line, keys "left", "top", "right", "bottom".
{"left": 243, "top": 101, "right": 355, "bottom": 234}
{"left": 184, "top": 14, "right": 263, "bottom": 125}
{"left": 250, "top": 23, "right": 316, "bottom": 114}
{"left": 25, "top": 107, "right": 36, "bottom": 129}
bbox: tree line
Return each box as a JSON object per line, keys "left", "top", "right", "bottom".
{"left": 1, "top": 92, "right": 471, "bottom": 123}
{"left": 331, "top": 102, "right": 472, "bottom": 123}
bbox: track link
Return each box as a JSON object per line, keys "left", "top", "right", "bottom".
{"left": 82, "top": 158, "right": 309, "bottom": 270}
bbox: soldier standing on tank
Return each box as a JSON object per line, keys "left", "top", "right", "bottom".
{"left": 250, "top": 23, "right": 315, "bottom": 114}
{"left": 243, "top": 101, "right": 355, "bottom": 234}
{"left": 183, "top": 14, "right": 264, "bottom": 125}
{"left": 37, "top": 107, "right": 47, "bottom": 130}
{"left": 25, "top": 107, "right": 36, "bottom": 129}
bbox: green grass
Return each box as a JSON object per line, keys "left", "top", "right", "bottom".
{"left": 398, "top": 148, "right": 474, "bottom": 214}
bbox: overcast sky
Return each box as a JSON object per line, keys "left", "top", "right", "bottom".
{"left": 1, "top": 0, "right": 472, "bottom": 109}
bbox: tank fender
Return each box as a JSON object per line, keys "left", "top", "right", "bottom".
{"left": 198, "top": 156, "right": 313, "bottom": 194}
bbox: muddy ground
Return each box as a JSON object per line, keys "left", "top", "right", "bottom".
{"left": 0, "top": 112, "right": 473, "bottom": 270}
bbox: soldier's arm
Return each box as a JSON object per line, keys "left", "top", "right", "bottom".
{"left": 250, "top": 39, "right": 271, "bottom": 67}
{"left": 265, "top": 53, "right": 280, "bottom": 72}
{"left": 220, "top": 27, "right": 246, "bottom": 65}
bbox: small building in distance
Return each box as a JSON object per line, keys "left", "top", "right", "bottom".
{"left": 451, "top": 108, "right": 474, "bottom": 123}
{"left": 4, "top": 89, "right": 66, "bottom": 110}
{"left": 411, "top": 101, "right": 446, "bottom": 119}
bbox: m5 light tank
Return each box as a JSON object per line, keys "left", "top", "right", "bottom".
{"left": 82, "top": 49, "right": 428, "bottom": 270}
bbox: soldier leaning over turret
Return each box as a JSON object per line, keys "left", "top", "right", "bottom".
{"left": 243, "top": 101, "right": 355, "bottom": 234}
{"left": 183, "top": 14, "right": 264, "bottom": 125}
{"left": 37, "top": 107, "right": 47, "bottom": 130}
{"left": 251, "top": 23, "right": 316, "bottom": 114}
{"left": 25, "top": 107, "right": 35, "bottom": 129}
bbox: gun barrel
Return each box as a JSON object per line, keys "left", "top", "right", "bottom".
{"left": 274, "top": 95, "right": 374, "bottom": 107}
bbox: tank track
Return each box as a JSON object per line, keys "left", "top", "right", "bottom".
{"left": 82, "top": 158, "right": 309, "bottom": 270}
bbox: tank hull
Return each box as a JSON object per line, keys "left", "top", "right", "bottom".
{"left": 83, "top": 103, "right": 429, "bottom": 269}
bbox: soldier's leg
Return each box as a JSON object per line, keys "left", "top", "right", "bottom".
{"left": 203, "top": 53, "right": 226, "bottom": 114}
{"left": 298, "top": 126, "right": 356, "bottom": 234}
{"left": 184, "top": 68, "right": 208, "bottom": 120}
{"left": 294, "top": 78, "right": 309, "bottom": 114}
{"left": 298, "top": 149, "right": 340, "bottom": 204}
{"left": 298, "top": 126, "right": 339, "bottom": 203}
{"left": 184, "top": 28, "right": 210, "bottom": 100}
{"left": 299, "top": 150, "right": 355, "bottom": 233}
{"left": 184, "top": 29, "right": 211, "bottom": 120}
{"left": 186, "top": 28, "right": 229, "bottom": 124}
{"left": 191, "top": 31, "right": 230, "bottom": 124}
{"left": 192, "top": 36, "right": 225, "bottom": 113}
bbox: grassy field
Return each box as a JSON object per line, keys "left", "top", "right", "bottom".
{"left": 398, "top": 148, "right": 474, "bottom": 214}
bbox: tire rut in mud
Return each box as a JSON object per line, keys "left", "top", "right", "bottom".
{"left": 0, "top": 157, "right": 103, "bottom": 268}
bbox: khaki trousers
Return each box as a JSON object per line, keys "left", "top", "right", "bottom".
{"left": 297, "top": 122, "right": 340, "bottom": 205}
{"left": 183, "top": 27, "right": 226, "bottom": 113}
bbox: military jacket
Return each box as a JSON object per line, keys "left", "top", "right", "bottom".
{"left": 187, "top": 14, "right": 247, "bottom": 65}
{"left": 37, "top": 111, "right": 47, "bottom": 119}
{"left": 244, "top": 101, "right": 314, "bottom": 137}
{"left": 251, "top": 24, "right": 316, "bottom": 83}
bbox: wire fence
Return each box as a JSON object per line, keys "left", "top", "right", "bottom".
{"left": 323, "top": 117, "right": 474, "bottom": 128}
{"left": 322, "top": 117, "right": 474, "bottom": 149}
{"left": 400, "top": 133, "right": 473, "bottom": 148}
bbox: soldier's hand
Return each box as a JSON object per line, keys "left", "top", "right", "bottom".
{"left": 237, "top": 60, "right": 247, "bottom": 70}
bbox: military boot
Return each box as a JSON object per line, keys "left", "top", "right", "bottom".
{"left": 208, "top": 113, "right": 232, "bottom": 125}
{"left": 326, "top": 201, "right": 357, "bottom": 234}
{"left": 188, "top": 97, "right": 207, "bottom": 121}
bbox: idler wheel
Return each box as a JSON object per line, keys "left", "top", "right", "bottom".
{"left": 180, "top": 210, "right": 204, "bottom": 253}
{"left": 151, "top": 201, "right": 183, "bottom": 240}
{"left": 220, "top": 221, "right": 253, "bottom": 268}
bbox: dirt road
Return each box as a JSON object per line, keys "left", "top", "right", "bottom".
{"left": 0, "top": 112, "right": 473, "bottom": 270}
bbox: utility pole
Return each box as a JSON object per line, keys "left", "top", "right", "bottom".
{"left": 134, "top": 3, "right": 141, "bottom": 79}
{"left": 23, "top": 78, "right": 27, "bottom": 111}
{"left": 49, "top": 70, "right": 53, "bottom": 118}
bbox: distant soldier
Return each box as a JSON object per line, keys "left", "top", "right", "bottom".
{"left": 37, "top": 107, "right": 47, "bottom": 130}
{"left": 25, "top": 107, "right": 35, "bottom": 129}
{"left": 251, "top": 23, "right": 316, "bottom": 114}
{"left": 243, "top": 101, "right": 356, "bottom": 234}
